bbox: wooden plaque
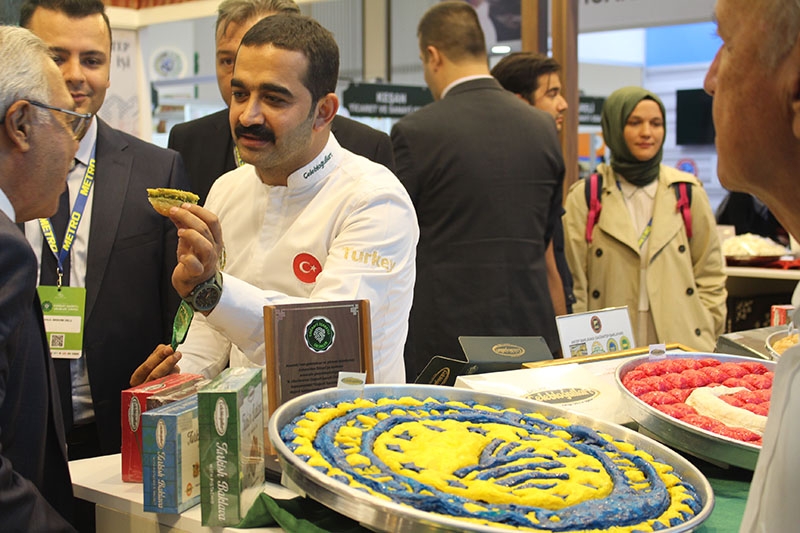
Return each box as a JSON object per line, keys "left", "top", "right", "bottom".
{"left": 264, "top": 299, "right": 373, "bottom": 420}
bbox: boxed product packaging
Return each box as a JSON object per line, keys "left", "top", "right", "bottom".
{"left": 415, "top": 336, "right": 553, "bottom": 386}
{"left": 457, "top": 344, "right": 699, "bottom": 427}
{"left": 198, "top": 367, "right": 264, "bottom": 527}
{"left": 771, "top": 304, "right": 796, "bottom": 327}
{"left": 142, "top": 395, "right": 200, "bottom": 514}
{"left": 121, "top": 373, "right": 204, "bottom": 482}
{"left": 454, "top": 361, "right": 632, "bottom": 426}
{"left": 146, "top": 379, "right": 210, "bottom": 410}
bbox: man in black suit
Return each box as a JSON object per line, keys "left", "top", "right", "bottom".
{"left": 491, "top": 52, "right": 575, "bottom": 317}
{"left": 0, "top": 25, "right": 78, "bottom": 531}
{"left": 392, "top": 2, "right": 565, "bottom": 381}
{"left": 21, "top": 0, "right": 188, "bottom": 460}
{"left": 168, "top": 0, "right": 395, "bottom": 204}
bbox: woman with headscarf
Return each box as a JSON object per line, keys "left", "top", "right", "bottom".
{"left": 563, "top": 86, "right": 727, "bottom": 352}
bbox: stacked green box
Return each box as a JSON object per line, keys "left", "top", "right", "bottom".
{"left": 198, "top": 367, "right": 264, "bottom": 526}
{"left": 142, "top": 395, "right": 200, "bottom": 514}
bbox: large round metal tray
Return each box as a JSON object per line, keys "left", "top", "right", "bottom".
{"left": 766, "top": 329, "right": 797, "bottom": 359}
{"left": 268, "top": 384, "right": 714, "bottom": 533}
{"left": 616, "top": 352, "right": 775, "bottom": 470}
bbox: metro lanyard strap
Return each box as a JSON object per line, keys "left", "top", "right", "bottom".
{"left": 39, "top": 145, "right": 97, "bottom": 280}
{"left": 638, "top": 219, "right": 653, "bottom": 249}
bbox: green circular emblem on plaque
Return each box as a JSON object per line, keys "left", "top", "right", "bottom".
{"left": 41, "top": 300, "right": 53, "bottom": 312}
{"left": 305, "top": 316, "right": 335, "bottom": 353}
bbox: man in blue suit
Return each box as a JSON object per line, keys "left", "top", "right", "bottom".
{"left": 0, "top": 25, "right": 79, "bottom": 532}
{"left": 20, "top": 0, "right": 188, "bottom": 460}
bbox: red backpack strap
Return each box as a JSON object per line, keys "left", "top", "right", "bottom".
{"left": 674, "top": 182, "right": 693, "bottom": 239}
{"left": 585, "top": 173, "right": 603, "bottom": 243}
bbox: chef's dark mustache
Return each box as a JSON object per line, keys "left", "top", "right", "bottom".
{"left": 234, "top": 124, "right": 276, "bottom": 142}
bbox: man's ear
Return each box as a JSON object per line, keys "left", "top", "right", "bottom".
{"left": 2, "top": 100, "right": 35, "bottom": 153}
{"left": 426, "top": 45, "right": 442, "bottom": 70}
{"left": 787, "top": 31, "right": 800, "bottom": 140}
{"left": 312, "top": 93, "right": 339, "bottom": 131}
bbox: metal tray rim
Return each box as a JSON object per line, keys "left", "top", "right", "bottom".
{"left": 615, "top": 352, "right": 776, "bottom": 470}
{"left": 269, "top": 384, "right": 714, "bottom": 533}
{"left": 765, "top": 329, "right": 795, "bottom": 359}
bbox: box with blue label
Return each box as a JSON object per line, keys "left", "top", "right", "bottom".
{"left": 121, "top": 373, "right": 204, "bottom": 482}
{"left": 199, "top": 367, "right": 264, "bottom": 527}
{"left": 142, "top": 394, "right": 200, "bottom": 514}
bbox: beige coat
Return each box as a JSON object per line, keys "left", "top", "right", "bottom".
{"left": 563, "top": 164, "right": 727, "bottom": 351}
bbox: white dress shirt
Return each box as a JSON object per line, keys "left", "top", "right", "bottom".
{"left": 0, "top": 187, "right": 14, "bottom": 221}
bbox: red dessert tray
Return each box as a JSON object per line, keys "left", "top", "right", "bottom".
{"left": 616, "top": 353, "right": 775, "bottom": 470}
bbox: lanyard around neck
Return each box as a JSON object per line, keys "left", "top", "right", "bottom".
{"left": 616, "top": 179, "right": 654, "bottom": 250}
{"left": 38, "top": 144, "right": 97, "bottom": 285}
{"left": 638, "top": 218, "right": 653, "bottom": 249}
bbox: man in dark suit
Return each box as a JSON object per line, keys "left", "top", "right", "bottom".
{"left": 391, "top": 2, "right": 565, "bottom": 381}
{"left": 21, "top": 0, "right": 188, "bottom": 461}
{"left": 0, "top": 25, "right": 78, "bottom": 531}
{"left": 491, "top": 52, "right": 575, "bottom": 318}
{"left": 168, "top": 0, "right": 395, "bottom": 204}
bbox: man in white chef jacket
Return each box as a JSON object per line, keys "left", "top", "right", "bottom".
{"left": 130, "top": 14, "right": 417, "bottom": 388}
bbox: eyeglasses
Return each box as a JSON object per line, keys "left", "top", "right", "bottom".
{"left": 26, "top": 100, "right": 92, "bottom": 139}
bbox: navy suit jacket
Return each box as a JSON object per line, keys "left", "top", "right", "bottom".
{"left": 0, "top": 214, "right": 75, "bottom": 531}
{"left": 168, "top": 109, "right": 396, "bottom": 203}
{"left": 50, "top": 119, "right": 187, "bottom": 455}
{"left": 392, "top": 78, "right": 565, "bottom": 380}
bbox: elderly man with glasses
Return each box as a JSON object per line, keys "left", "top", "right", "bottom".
{"left": 0, "top": 24, "right": 79, "bottom": 532}
{"left": 23, "top": 99, "right": 92, "bottom": 139}
{"left": 2, "top": 100, "right": 92, "bottom": 140}
{"left": 19, "top": 0, "right": 189, "bottom": 467}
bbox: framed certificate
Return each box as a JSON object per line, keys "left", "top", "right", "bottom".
{"left": 263, "top": 300, "right": 373, "bottom": 419}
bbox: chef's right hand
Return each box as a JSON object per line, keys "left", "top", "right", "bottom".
{"left": 168, "top": 203, "right": 223, "bottom": 300}
{"left": 130, "top": 344, "right": 182, "bottom": 386}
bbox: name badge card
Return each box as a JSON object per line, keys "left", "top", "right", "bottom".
{"left": 37, "top": 286, "right": 86, "bottom": 359}
{"left": 556, "top": 306, "right": 634, "bottom": 359}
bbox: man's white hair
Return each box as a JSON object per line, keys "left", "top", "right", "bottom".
{"left": 763, "top": 0, "right": 800, "bottom": 66}
{"left": 0, "top": 26, "right": 52, "bottom": 121}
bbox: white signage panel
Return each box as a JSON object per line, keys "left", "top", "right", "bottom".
{"left": 578, "top": 0, "right": 716, "bottom": 33}
{"left": 556, "top": 306, "right": 634, "bottom": 359}
{"left": 97, "top": 28, "right": 140, "bottom": 137}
